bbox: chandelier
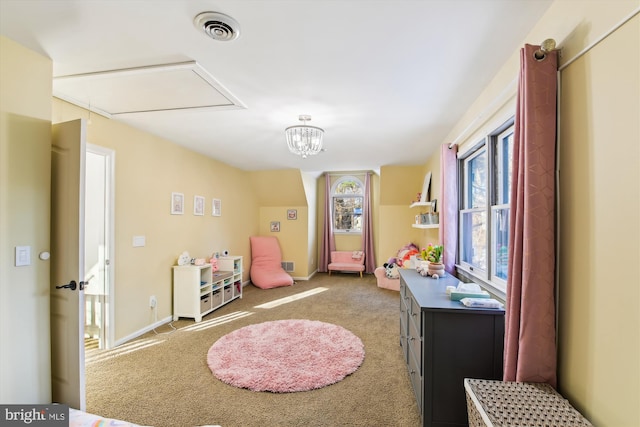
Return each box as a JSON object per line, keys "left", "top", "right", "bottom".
{"left": 285, "top": 115, "right": 324, "bottom": 158}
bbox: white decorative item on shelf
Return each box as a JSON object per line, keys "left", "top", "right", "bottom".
{"left": 420, "top": 172, "right": 431, "bottom": 202}
{"left": 177, "top": 251, "right": 190, "bottom": 266}
{"left": 410, "top": 171, "right": 437, "bottom": 230}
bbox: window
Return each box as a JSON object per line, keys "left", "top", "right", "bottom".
{"left": 459, "top": 121, "right": 514, "bottom": 293}
{"left": 331, "top": 176, "right": 363, "bottom": 233}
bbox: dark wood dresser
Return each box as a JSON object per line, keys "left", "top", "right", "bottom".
{"left": 399, "top": 269, "right": 505, "bottom": 427}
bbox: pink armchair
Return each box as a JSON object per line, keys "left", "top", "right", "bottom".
{"left": 327, "top": 251, "right": 365, "bottom": 277}
{"left": 374, "top": 266, "right": 400, "bottom": 291}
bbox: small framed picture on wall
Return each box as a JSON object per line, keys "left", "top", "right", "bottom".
{"left": 287, "top": 209, "right": 297, "bottom": 220}
{"left": 270, "top": 221, "right": 280, "bottom": 232}
{"left": 194, "top": 195, "right": 205, "bottom": 216}
{"left": 171, "top": 192, "right": 184, "bottom": 215}
{"left": 212, "top": 199, "right": 221, "bottom": 217}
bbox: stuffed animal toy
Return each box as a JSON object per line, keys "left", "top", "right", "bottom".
{"left": 416, "top": 261, "right": 429, "bottom": 277}
{"left": 383, "top": 262, "right": 400, "bottom": 279}
{"left": 210, "top": 257, "right": 219, "bottom": 272}
{"left": 396, "top": 242, "right": 420, "bottom": 267}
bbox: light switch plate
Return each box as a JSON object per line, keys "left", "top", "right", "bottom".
{"left": 133, "top": 236, "right": 146, "bottom": 247}
{"left": 15, "top": 246, "right": 31, "bottom": 266}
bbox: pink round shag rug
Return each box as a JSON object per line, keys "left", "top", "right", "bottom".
{"left": 207, "top": 319, "right": 365, "bottom": 393}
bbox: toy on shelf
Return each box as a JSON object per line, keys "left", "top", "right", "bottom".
{"left": 210, "top": 257, "right": 219, "bottom": 272}
{"left": 177, "top": 251, "right": 190, "bottom": 266}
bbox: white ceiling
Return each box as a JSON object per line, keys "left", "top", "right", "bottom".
{"left": 0, "top": 0, "right": 553, "bottom": 174}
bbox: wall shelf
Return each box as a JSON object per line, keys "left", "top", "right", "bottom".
{"left": 412, "top": 172, "right": 438, "bottom": 228}
{"left": 410, "top": 201, "right": 434, "bottom": 209}
{"left": 412, "top": 223, "right": 439, "bottom": 229}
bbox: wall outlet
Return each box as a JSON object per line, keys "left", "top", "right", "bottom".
{"left": 149, "top": 295, "right": 157, "bottom": 308}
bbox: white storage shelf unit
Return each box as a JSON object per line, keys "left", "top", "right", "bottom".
{"left": 172, "top": 256, "right": 243, "bottom": 322}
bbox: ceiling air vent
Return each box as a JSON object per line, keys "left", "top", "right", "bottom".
{"left": 194, "top": 12, "right": 240, "bottom": 42}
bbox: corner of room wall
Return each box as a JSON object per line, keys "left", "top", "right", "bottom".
{"left": 250, "top": 169, "right": 312, "bottom": 278}
{"left": 258, "top": 205, "right": 309, "bottom": 278}
{"left": 0, "top": 36, "right": 53, "bottom": 404}
{"left": 376, "top": 165, "right": 426, "bottom": 264}
{"left": 300, "top": 172, "right": 318, "bottom": 275}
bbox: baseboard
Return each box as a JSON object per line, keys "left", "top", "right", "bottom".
{"left": 114, "top": 315, "right": 173, "bottom": 347}
{"left": 114, "top": 281, "right": 256, "bottom": 346}
{"left": 292, "top": 269, "right": 318, "bottom": 281}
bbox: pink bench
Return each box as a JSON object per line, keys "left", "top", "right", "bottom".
{"left": 328, "top": 251, "right": 365, "bottom": 277}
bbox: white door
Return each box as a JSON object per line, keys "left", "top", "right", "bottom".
{"left": 50, "top": 119, "right": 86, "bottom": 410}
{"left": 84, "top": 145, "right": 115, "bottom": 349}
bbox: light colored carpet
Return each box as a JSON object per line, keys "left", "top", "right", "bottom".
{"left": 86, "top": 273, "right": 421, "bottom": 427}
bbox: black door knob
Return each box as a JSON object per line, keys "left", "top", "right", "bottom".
{"left": 56, "top": 280, "right": 77, "bottom": 291}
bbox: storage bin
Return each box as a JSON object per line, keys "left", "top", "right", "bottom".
{"left": 464, "top": 378, "right": 592, "bottom": 427}
{"left": 200, "top": 295, "right": 211, "bottom": 313}
{"left": 223, "top": 285, "right": 233, "bottom": 302}
{"left": 212, "top": 289, "right": 223, "bottom": 308}
{"left": 420, "top": 212, "right": 439, "bottom": 224}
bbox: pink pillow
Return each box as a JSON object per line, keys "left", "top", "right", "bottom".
{"left": 249, "top": 236, "right": 294, "bottom": 289}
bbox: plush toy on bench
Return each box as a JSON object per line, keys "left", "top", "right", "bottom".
{"left": 327, "top": 251, "right": 365, "bottom": 277}
{"left": 374, "top": 242, "right": 420, "bottom": 291}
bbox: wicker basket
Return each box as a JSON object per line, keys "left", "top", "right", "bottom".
{"left": 464, "top": 378, "right": 593, "bottom": 427}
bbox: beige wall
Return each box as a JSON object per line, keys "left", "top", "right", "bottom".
{"left": 301, "top": 172, "right": 319, "bottom": 274}
{"left": 251, "top": 169, "right": 315, "bottom": 277}
{"left": 250, "top": 169, "right": 307, "bottom": 206}
{"left": 414, "top": 149, "right": 442, "bottom": 250}
{"left": 0, "top": 36, "right": 53, "bottom": 403}
{"left": 422, "top": 2, "right": 640, "bottom": 425}
{"left": 258, "top": 206, "right": 310, "bottom": 278}
{"left": 557, "top": 11, "right": 639, "bottom": 427}
{"left": 377, "top": 164, "right": 440, "bottom": 261}
{"left": 53, "top": 99, "right": 261, "bottom": 342}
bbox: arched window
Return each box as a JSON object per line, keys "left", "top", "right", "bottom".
{"left": 331, "top": 176, "right": 363, "bottom": 233}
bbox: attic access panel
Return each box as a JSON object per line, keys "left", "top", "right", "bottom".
{"left": 53, "top": 61, "right": 245, "bottom": 117}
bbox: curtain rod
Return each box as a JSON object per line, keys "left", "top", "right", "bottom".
{"left": 559, "top": 6, "right": 639, "bottom": 72}
{"left": 325, "top": 171, "right": 371, "bottom": 177}
{"left": 444, "top": 28, "right": 572, "bottom": 150}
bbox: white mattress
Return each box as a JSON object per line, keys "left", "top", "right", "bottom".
{"left": 69, "top": 408, "right": 220, "bottom": 427}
